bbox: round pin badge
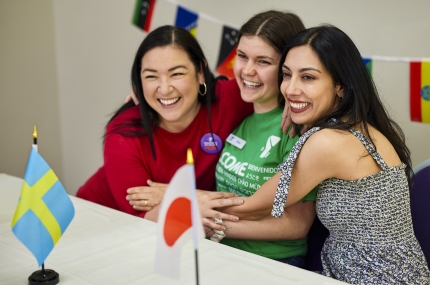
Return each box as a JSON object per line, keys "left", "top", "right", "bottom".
{"left": 200, "top": 133, "right": 222, "bottom": 154}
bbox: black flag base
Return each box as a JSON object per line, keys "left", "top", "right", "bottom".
{"left": 28, "top": 268, "right": 59, "bottom": 285}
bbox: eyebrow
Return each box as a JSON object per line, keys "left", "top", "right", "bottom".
{"left": 282, "top": 65, "right": 322, "bottom": 73}
{"left": 237, "top": 49, "right": 276, "bottom": 61}
{"left": 141, "top": 65, "right": 188, "bottom": 73}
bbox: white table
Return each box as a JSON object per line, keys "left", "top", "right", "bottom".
{"left": 0, "top": 173, "right": 347, "bottom": 285}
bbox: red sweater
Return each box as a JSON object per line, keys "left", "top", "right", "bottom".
{"left": 77, "top": 79, "right": 253, "bottom": 217}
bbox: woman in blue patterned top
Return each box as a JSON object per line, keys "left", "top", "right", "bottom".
{"left": 222, "top": 25, "right": 430, "bottom": 284}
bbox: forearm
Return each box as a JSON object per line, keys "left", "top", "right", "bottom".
{"left": 144, "top": 205, "right": 160, "bottom": 222}
{"left": 223, "top": 216, "right": 305, "bottom": 240}
{"left": 221, "top": 172, "right": 281, "bottom": 221}
{"left": 222, "top": 201, "right": 315, "bottom": 240}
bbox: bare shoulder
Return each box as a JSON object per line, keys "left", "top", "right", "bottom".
{"left": 295, "top": 128, "right": 351, "bottom": 179}
{"left": 303, "top": 128, "right": 350, "bottom": 155}
{"left": 366, "top": 125, "right": 402, "bottom": 167}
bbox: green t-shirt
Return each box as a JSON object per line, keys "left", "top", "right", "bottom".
{"left": 215, "top": 106, "right": 317, "bottom": 259}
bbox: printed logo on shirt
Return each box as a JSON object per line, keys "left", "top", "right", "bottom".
{"left": 200, "top": 133, "right": 222, "bottom": 154}
{"left": 260, "top": 135, "right": 281, "bottom": 158}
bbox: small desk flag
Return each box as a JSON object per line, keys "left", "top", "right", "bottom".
{"left": 154, "top": 151, "right": 204, "bottom": 279}
{"left": 11, "top": 148, "right": 75, "bottom": 266}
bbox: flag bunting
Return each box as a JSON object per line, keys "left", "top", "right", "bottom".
{"left": 132, "top": 0, "right": 157, "bottom": 32}
{"left": 175, "top": 6, "right": 199, "bottom": 37}
{"left": 363, "top": 57, "right": 373, "bottom": 75}
{"left": 410, "top": 61, "right": 430, "bottom": 123}
{"left": 215, "top": 25, "right": 239, "bottom": 79}
{"left": 132, "top": 0, "right": 430, "bottom": 122}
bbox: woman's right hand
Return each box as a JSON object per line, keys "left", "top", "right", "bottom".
{"left": 281, "top": 104, "right": 293, "bottom": 135}
{"left": 197, "top": 191, "right": 244, "bottom": 231}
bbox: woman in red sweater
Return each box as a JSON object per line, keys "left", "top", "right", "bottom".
{"left": 77, "top": 25, "right": 253, "bottom": 220}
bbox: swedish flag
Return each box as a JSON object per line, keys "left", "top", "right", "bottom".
{"left": 11, "top": 148, "right": 75, "bottom": 266}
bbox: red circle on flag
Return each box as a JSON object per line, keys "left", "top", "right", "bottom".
{"left": 164, "top": 197, "right": 192, "bottom": 246}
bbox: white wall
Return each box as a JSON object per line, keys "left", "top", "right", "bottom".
{"left": 0, "top": 0, "right": 63, "bottom": 179}
{"left": 53, "top": 0, "right": 144, "bottom": 195}
{"left": 1, "top": 0, "right": 430, "bottom": 195}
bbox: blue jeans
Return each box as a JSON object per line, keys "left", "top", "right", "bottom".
{"left": 275, "top": 256, "right": 305, "bottom": 269}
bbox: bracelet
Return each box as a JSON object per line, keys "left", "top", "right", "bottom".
{"left": 210, "top": 218, "right": 226, "bottom": 243}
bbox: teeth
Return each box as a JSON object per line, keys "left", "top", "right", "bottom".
{"left": 290, "top": 102, "right": 310, "bottom": 109}
{"left": 243, "top": 80, "right": 262, "bottom": 88}
{"left": 159, "top": 98, "right": 180, "bottom": 106}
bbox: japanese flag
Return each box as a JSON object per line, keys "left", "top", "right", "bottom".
{"left": 154, "top": 150, "right": 204, "bottom": 279}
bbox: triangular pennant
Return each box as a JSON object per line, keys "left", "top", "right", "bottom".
{"left": 216, "top": 25, "right": 239, "bottom": 79}
{"left": 175, "top": 6, "right": 199, "bottom": 37}
{"left": 132, "top": 0, "right": 156, "bottom": 32}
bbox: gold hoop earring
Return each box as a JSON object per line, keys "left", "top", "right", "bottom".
{"left": 199, "top": 83, "right": 207, "bottom": 96}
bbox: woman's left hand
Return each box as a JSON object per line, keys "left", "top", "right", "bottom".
{"left": 126, "top": 180, "right": 166, "bottom": 211}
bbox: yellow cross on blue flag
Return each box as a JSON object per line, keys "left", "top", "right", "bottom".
{"left": 11, "top": 148, "right": 75, "bottom": 266}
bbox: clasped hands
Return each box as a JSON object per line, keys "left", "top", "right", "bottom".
{"left": 125, "top": 180, "right": 244, "bottom": 234}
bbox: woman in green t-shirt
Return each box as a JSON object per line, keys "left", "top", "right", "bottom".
{"left": 209, "top": 10, "right": 316, "bottom": 268}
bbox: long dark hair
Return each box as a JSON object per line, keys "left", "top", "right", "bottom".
{"left": 107, "top": 25, "right": 223, "bottom": 159}
{"left": 278, "top": 25, "right": 412, "bottom": 186}
{"left": 239, "top": 10, "right": 305, "bottom": 107}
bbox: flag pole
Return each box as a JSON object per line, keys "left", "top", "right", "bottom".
{"left": 187, "top": 149, "right": 200, "bottom": 285}
{"left": 194, "top": 250, "right": 199, "bottom": 285}
{"left": 32, "top": 125, "right": 38, "bottom": 152}
{"left": 28, "top": 126, "right": 60, "bottom": 285}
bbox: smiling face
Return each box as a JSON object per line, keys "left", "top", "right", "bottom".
{"left": 233, "top": 36, "right": 281, "bottom": 114}
{"left": 140, "top": 45, "right": 204, "bottom": 133}
{"left": 280, "top": 45, "right": 343, "bottom": 127}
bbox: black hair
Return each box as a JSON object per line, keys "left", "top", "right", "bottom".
{"left": 107, "top": 25, "right": 225, "bottom": 159}
{"left": 278, "top": 25, "right": 413, "bottom": 186}
{"left": 239, "top": 10, "right": 305, "bottom": 107}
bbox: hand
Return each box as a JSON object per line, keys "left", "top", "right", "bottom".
{"left": 124, "top": 90, "right": 139, "bottom": 105}
{"left": 204, "top": 225, "right": 215, "bottom": 238}
{"left": 281, "top": 104, "right": 293, "bottom": 136}
{"left": 281, "top": 104, "right": 310, "bottom": 136}
{"left": 126, "top": 180, "right": 166, "bottom": 211}
{"left": 197, "top": 191, "right": 243, "bottom": 231}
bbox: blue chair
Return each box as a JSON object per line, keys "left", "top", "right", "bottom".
{"left": 411, "top": 158, "right": 430, "bottom": 265}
